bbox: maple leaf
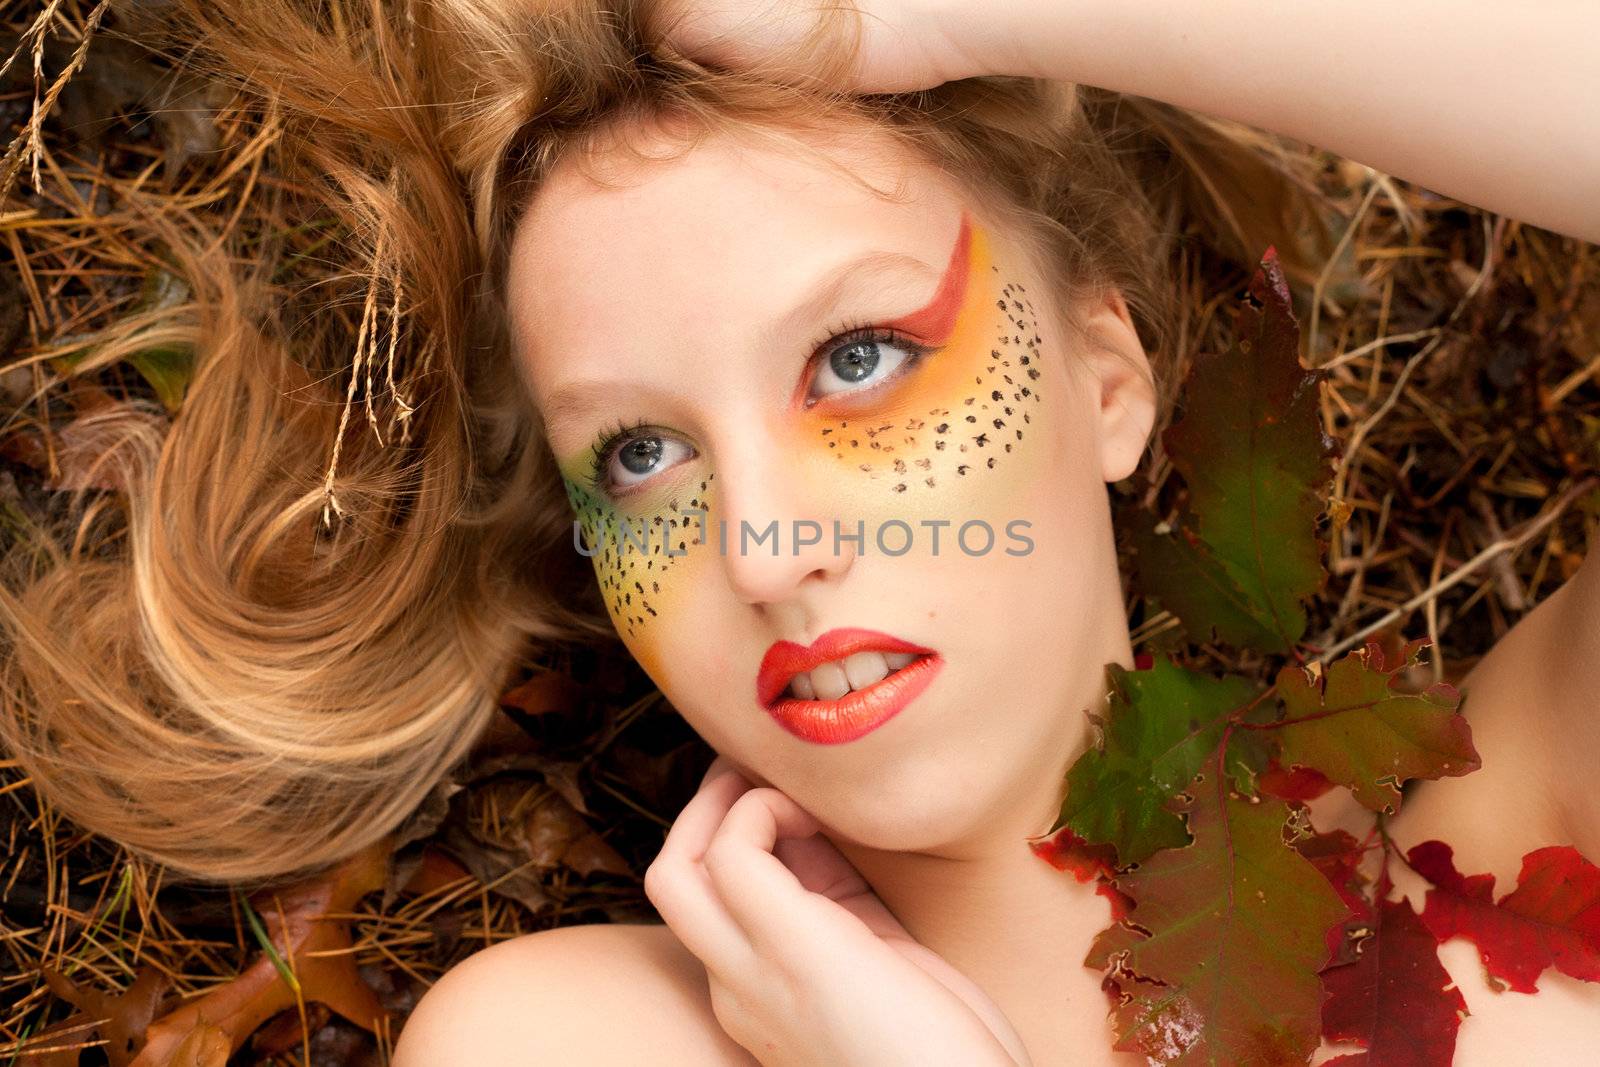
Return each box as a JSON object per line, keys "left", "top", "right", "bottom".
{"left": 1266, "top": 640, "right": 1479, "bottom": 814}
{"left": 1319, "top": 896, "right": 1468, "bottom": 1066}
{"left": 1135, "top": 247, "right": 1335, "bottom": 655}
{"left": 1087, "top": 774, "right": 1351, "bottom": 1065}
{"left": 1052, "top": 658, "right": 1263, "bottom": 867}
{"left": 1408, "top": 840, "right": 1600, "bottom": 994}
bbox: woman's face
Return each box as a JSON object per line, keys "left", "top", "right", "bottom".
{"left": 507, "top": 118, "right": 1155, "bottom": 854}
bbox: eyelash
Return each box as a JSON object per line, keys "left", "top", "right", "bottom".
{"left": 583, "top": 322, "right": 935, "bottom": 497}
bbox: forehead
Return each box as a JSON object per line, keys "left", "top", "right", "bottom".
{"left": 505, "top": 121, "right": 974, "bottom": 412}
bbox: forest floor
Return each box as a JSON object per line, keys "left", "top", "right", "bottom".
{"left": 1, "top": 3, "right": 1596, "bottom": 1066}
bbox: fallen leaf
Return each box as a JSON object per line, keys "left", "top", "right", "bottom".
{"left": 128, "top": 839, "right": 391, "bottom": 1066}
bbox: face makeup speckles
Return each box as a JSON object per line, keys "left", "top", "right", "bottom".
{"left": 796, "top": 214, "right": 1047, "bottom": 499}
{"left": 561, "top": 463, "right": 716, "bottom": 653}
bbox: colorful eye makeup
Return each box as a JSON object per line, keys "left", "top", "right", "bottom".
{"left": 795, "top": 213, "right": 1047, "bottom": 497}
{"left": 555, "top": 211, "right": 1052, "bottom": 652}
{"left": 559, "top": 460, "right": 716, "bottom": 672}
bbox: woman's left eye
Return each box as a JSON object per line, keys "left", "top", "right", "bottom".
{"left": 807, "top": 331, "right": 924, "bottom": 403}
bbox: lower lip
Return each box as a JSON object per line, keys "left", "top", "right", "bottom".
{"left": 764, "top": 654, "right": 944, "bottom": 745}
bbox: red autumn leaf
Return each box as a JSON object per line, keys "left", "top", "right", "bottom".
{"left": 1319, "top": 896, "right": 1469, "bottom": 1065}
{"left": 1029, "top": 825, "right": 1118, "bottom": 884}
{"left": 1408, "top": 840, "right": 1600, "bottom": 994}
{"left": 1258, "top": 759, "right": 1338, "bottom": 801}
{"left": 1270, "top": 640, "right": 1480, "bottom": 814}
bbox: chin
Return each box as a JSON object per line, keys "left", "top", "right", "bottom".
{"left": 785, "top": 754, "right": 1010, "bottom": 854}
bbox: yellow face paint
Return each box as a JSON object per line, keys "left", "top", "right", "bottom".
{"left": 785, "top": 213, "right": 1051, "bottom": 521}
{"left": 559, "top": 461, "right": 716, "bottom": 679}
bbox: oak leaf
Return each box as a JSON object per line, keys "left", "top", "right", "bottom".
{"left": 1088, "top": 778, "right": 1351, "bottom": 1065}
{"left": 1319, "top": 896, "right": 1469, "bottom": 1065}
{"left": 1135, "top": 247, "right": 1335, "bottom": 655}
{"left": 1271, "top": 641, "right": 1480, "bottom": 814}
{"left": 1408, "top": 841, "right": 1600, "bottom": 994}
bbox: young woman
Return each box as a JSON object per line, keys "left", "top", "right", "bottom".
{"left": 382, "top": 2, "right": 1598, "bottom": 1064}
{"left": 2, "top": 1, "right": 1593, "bottom": 1065}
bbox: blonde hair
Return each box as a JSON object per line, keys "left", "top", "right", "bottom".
{"left": 0, "top": 0, "right": 1330, "bottom": 886}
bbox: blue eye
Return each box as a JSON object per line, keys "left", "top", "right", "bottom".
{"left": 608, "top": 433, "right": 693, "bottom": 489}
{"left": 585, "top": 418, "right": 696, "bottom": 498}
{"left": 807, "top": 329, "right": 927, "bottom": 402}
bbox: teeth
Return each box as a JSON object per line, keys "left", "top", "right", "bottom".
{"left": 841, "top": 651, "right": 890, "bottom": 691}
{"left": 781, "top": 650, "right": 923, "bottom": 701}
{"left": 810, "top": 660, "right": 850, "bottom": 701}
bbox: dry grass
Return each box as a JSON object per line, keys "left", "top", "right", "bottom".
{"left": 1, "top": 2, "right": 1596, "bottom": 1065}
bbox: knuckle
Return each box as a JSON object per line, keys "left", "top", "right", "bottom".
{"left": 702, "top": 835, "right": 738, "bottom": 878}
{"left": 642, "top": 857, "right": 675, "bottom": 905}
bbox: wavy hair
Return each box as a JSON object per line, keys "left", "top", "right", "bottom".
{"left": 0, "top": 0, "right": 1331, "bottom": 885}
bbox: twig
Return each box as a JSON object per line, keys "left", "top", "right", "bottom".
{"left": 1317, "top": 477, "right": 1597, "bottom": 663}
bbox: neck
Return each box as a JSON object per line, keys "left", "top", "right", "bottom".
{"left": 827, "top": 695, "right": 1123, "bottom": 1062}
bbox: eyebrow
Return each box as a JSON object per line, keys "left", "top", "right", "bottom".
{"left": 540, "top": 214, "right": 973, "bottom": 433}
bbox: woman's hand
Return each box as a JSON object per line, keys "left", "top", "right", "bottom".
{"left": 644, "top": 755, "right": 1033, "bottom": 1067}
{"left": 643, "top": 0, "right": 1007, "bottom": 94}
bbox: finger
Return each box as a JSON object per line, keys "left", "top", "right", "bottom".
{"left": 770, "top": 832, "right": 914, "bottom": 942}
{"left": 698, "top": 752, "right": 741, "bottom": 789}
{"left": 703, "top": 787, "right": 872, "bottom": 954}
{"left": 647, "top": 765, "right": 760, "bottom": 971}
{"left": 772, "top": 832, "right": 871, "bottom": 899}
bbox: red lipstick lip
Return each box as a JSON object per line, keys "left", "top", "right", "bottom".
{"left": 757, "top": 627, "right": 936, "bottom": 708}
{"left": 755, "top": 628, "right": 943, "bottom": 745}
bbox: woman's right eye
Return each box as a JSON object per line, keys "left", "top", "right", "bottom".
{"left": 600, "top": 432, "right": 694, "bottom": 493}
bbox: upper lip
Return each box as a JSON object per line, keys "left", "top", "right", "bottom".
{"left": 756, "top": 627, "right": 935, "bottom": 707}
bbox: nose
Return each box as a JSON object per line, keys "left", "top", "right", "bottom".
{"left": 711, "top": 424, "right": 856, "bottom": 610}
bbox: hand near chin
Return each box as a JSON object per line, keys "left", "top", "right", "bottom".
{"left": 645, "top": 755, "right": 1033, "bottom": 1067}
{"left": 644, "top": 0, "right": 1003, "bottom": 94}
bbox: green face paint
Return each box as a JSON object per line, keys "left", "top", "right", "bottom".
{"left": 559, "top": 455, "right": 717, "bottom": 668}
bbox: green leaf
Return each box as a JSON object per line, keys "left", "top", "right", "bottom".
{"left": 48, "top": 269, "right": 195, "bottom": 412}
{"left": 1270, "top": 639, "right": 1481, "bottom": 814}
{"left": 1139, "top": 248, "right": 1335, "bottom": 655}
{"left": 1131, "top": 512, "right": 1287, "bottom": 652}
{"left": 1089, "top": 781, "right": 1352, "bottom": 1066}
{"left": 1054, "top": 659, "right": 1263, "bottom": 867}
{"left": 125, "top": 342, "right": 194, "bottom": 412}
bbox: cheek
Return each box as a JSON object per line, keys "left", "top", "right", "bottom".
{"left": 560, "top": 467, "right": 718, "bottom": 679}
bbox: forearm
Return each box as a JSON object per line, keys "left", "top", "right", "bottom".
{"left": 959, "top": 0, "right": 1600, "bottom": 244}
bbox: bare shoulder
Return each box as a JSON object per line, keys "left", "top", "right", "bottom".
{"left": 1450, "top": 543, "right": 1600, "bottom": 852}
{"left": 393, "top": 921, "right": 757, "bottom": 1067}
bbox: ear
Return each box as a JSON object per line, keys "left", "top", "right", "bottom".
{"left": 1078, "top": 286, "right": 1157, "bottom": 483}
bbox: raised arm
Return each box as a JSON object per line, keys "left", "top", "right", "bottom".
{"left": 653, "top": 0, "right": 1600, "bottom": 244}
{"left": 977, "top": 0, "right": 1600, "bottom": 245}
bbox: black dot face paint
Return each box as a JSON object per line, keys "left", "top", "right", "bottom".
{"left": 789, "top": 214, "right": 1048, "bottom": 504}
{"left": 559, "top": 461, "right": 717, "bottom": 668}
